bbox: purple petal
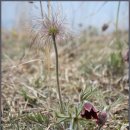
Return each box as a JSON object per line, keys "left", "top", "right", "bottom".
{"left": 91, "top": 109, "right": 98, "bottom": 119}
{"left": 84, "top": 111, "right": 92, "bottom": 119}
{"left": 84, "top": 102, "right": 93, "bottom": 112}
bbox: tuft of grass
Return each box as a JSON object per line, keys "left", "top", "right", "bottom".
{"left": 107, "top": 51, "right": 125, "bottom": 76}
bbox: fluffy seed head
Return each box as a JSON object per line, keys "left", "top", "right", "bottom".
{"left": 30, "top": 12, "right": 69, "bottom": 49}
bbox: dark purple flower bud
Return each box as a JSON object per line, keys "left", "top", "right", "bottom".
{"left": 81, "top": 102, "right": 99, "bottom": 120}
{"left": 102, "top": 24, "right": 109, "bottom": 32}
{"left": 96, "top": 111, "right": 107, "bottom": 126}
{"left": 124, "top": 50, "right": 129, "bottom": 62}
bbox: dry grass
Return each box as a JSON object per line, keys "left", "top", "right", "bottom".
{"left": 1, "top": 29, "right": 129, "bottom": 130}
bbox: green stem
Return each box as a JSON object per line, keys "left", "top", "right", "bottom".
{"left": 52, "top": 34, "right": 64, "bottom": 113}
{"left": 98, "top": 125, "right": 102, "bottom": 130}
{"left": 116, "top": 1, "right": 120, "bottom": 33}
{"left": 116, "top": 1, "right": 121, "bottom": 49}
{"left": 40, "top": 1, "right": 44, "bottom": 19}
{"left": 47, "top": 1, "right": 51, "bottom": 19}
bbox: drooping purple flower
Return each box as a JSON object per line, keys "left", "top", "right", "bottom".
{"left": 124, "top": 49, "right": 129, "bottom": 62}
{"left": 96, "top": 111, "right": 107, "bottom": 126}
{"left": 102, "top": 23, "right": 109, "bottom": 32}
{"left": 81, "top": 102, "right": 99, "bottom": 119}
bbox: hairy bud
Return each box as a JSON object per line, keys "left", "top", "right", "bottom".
{"left": 96, "top": 111, "right": 107, "bottom": 126}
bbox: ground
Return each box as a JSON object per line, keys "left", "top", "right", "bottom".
{"left": 1, "top": 30, "right": 129, "bottom": 130}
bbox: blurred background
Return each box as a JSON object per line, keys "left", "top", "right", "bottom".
{"left": 2, "top": 1, "right": 129, "bottom": 34}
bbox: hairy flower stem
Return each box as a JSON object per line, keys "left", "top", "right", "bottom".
{"left": 98, "top": 125, "right": 102, "bottom": 130}
{"left": 47, "top": 1, "right": 51, "bottom": 19}
{"left": 40, "top": 1, "right": 44, "bottom": 19}
{"left": 116, "top": 1, "right": 121, "bottom": 50}
{"left": 116, "top": 1, "right": 120, "bottom": 34}
{"left": 52, "top": 34, "right": 64, "bottom": 113}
